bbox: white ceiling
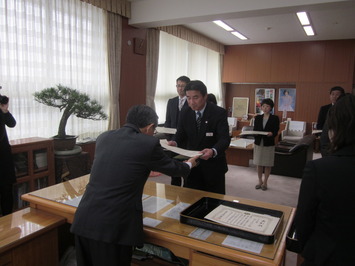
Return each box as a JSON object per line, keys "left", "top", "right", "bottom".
{"left": 128, "top": 0, "right": 355, "bottom": 45}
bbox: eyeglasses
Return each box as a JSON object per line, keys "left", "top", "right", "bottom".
{"left": 176, "top": 84, "right": 186, "bottom": 88}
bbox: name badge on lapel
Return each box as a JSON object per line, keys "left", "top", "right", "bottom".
{"left": 206, "top": 132, "right": 213, "bottom": 137}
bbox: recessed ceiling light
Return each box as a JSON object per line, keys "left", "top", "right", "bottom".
{"left": 231, "top": 31, "right": 248, "bottom": 40}
{"left": 213, "top": 20, "right": 233, "bottom": 31}
{"left": 303, "top": 25, "right": 315, "bottom": 36}
{"left": 297, "top": 11, "right": 310, "bottom": 25}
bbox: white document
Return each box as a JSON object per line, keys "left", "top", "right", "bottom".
{"left": 204, "top": 204, "right": 280, "bottom": 235}
{"left": 62, "top": 195, "right": 82, "bottom": 207}
{"left": 239, "top": 130, "right": 268, "bottom": 136}
{"left": 143, "top": 217, "right": 162, "bottom": 227}
{"left": 156, "top": 127, "right": 177, "bottom": 134}
{"left": 159, "top": 139, "right": 202, "bottom": 158}
{"left": 162, "top": 202, "right": 191, "bottom": 220}
{"left": 189, "top": 228, "right": 213, "bottom": 240}
{"left": 222, "top": 235, "right": 263, "bottom": 253}
{"left": 230, "top": 138, "right": 254, "bottom": 148}
{"left": 143, "top": 196, "right": 174, "bottom": 213}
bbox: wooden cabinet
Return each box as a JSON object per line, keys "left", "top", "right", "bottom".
{"left": 10, "top": 137, "right": 55, "bottom": 210}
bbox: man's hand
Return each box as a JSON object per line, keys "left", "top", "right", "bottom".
{"left": 167, "top": 140, "right": 177, "bottom": 147}
{"left": 187, "top": 155, "right": 200, "bottom": 168}
{"left": 199, "top": 148, "right": 214, "bottom": 160}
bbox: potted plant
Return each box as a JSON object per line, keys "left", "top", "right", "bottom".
{"left": 34, "top": 84, "right": 108, "bottom": 150}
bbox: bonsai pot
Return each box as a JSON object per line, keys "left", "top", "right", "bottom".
{"left": 53, "top": 135, "right": 78, "bottom": 151}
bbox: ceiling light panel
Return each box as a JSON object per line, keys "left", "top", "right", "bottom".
{"left": 297, "top": 11, "right": 310, "bottom": 25}
{"left": 213, "top": 20, "right": 233, "bottom": 31}
{"left": 231, "top": 31, "right": 248, "bottom": 40}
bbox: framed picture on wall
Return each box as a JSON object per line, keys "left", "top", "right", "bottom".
{"left": 278, "top": 88, "right": 296, "bottom": 112}
{"left": 255, "top": 88, "right": 275, "bottom": 114}
{"left": 232, "top": 97, "right": 249, "bottom": 118}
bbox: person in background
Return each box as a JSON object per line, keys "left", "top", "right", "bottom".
{"left": 253, "top": 98, "right": 279, "bottom": 191}
{"left": 168, "top": 80, "right": 230, "bottom": 194}
{"left": 295, "top": 94, "right": 355, "bottom": 266}
{"left": 316, "top": 86, "right": 345, "bottom": 130}
{"left": 0, "top": 87, "right": 16, "bottom": 216}
{"left": 164, "top": 75, "right": 190, "bottom": 186}
{"left": 71, "top": 105, "right": 198, "bottom": 266}
{"left": 207, "top": 93, "right": 217, "bottom": 105}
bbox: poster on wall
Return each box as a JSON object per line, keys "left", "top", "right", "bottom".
{"left": 232, "top": 97, "right": 249, "bottom": 118}
{"left": 255, "top": 88, "right": 275, "bottom": 114}
{"left": 278, "top": 88, "right": 296, "bottom": 112}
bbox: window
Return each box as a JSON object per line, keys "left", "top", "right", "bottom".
{"left": 0, "top": 0, "right": 109, "bottom": 141}
{"left": 155, "top": 31, "right": 222, "bottom": 124}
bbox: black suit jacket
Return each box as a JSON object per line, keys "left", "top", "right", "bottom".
{"left": 0, "top": 111, "right": 16, "bottom": 185}
{"left": 295, "top": 146, "right": 355, "bottom": 265}
{"left": 173, "top": 102, "right": 230, "bottom": 193}
{"left": 253, "top": 114, "right": 279, "bottom": 146}
{"left": 70, "top": 124, "right": 191, "bottom": 246}
{"left": 316, "top": 103, "right": 332, "bottom": 130}
{"left": 164, "top": 96, "right": 187, "bottom": 129}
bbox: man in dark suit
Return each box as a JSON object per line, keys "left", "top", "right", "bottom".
{"left": 168, "top": 80, "right": 230, "bottom": 194}
{"left": 70, "top": 105, "right": 198, "bottom": 266}
{"left": 164, "top": 75, "right": 190, "bottom": 186}
{"left": 316, "top": 86, "right": 344, "bottom": 130}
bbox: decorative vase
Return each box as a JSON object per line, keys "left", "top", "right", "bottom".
{"left": 52, "top": 135, "right": 78, "bottom": 151}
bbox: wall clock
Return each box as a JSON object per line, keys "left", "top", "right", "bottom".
{"left": 134, "top": 37, "right": 146, "bottom": 55}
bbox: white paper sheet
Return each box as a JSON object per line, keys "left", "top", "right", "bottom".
{"left": 239, "top": 130, "right": 268, "bottom": 136}
{"left": 162, "top": 202, "right": 191, "bottom": 220}
{"left": 230, "top": 138, "right": 254, "bottom": 148}
{"left": 222, "top": 235, "right": 263, "bottom": 253}
{"left": 159, "top": 139, "right": 202, "bottom": 158}
{"left": 143, "top": 217, "right": 162, "bottom": 227}
{"left": 156, "top": 127, "right": 177, "bottom": 134}
{"left": 189, "top": 228, "right": 213, "bottom": 240}
{"left": 204, "top": 204, "right": 280, "bottom": 235}
{"left": 143, "top": 196, "right": 174, "bottom": 213}
{"left": 62, "top": 195, "right": 82, "bottom": 207}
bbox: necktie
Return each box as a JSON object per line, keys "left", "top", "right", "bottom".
{"left": 196, "top": 111, "right": 202, "bottom": 131}
{"left": 179, "top": 98, "right": 184, "bottom": 111}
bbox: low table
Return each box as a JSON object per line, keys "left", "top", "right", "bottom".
{"left": 226, "top": 140, "right": 254, "bottom": 167}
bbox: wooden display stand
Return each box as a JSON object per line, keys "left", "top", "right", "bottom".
{"left": 10, "top": 137, "right": 55, "bottom": 210}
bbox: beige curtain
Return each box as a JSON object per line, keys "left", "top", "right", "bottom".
{"left": 80, "top": 0, "right": 131, "bottom": 17}
{"left": 146, "top": 28, "right": 160, "bottom": 110}
{"left": 158, "top": 25, "right": 225, "bottom": 54}
{"left": 107, "top": 12, "right": 122, "bottom": 130}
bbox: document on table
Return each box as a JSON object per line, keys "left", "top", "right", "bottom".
{"left": 62, "top": 195, "right": 82, "bottom": 207}
{"left": 156, "top": 126, "right": 177, "bottom": 134}
{"left": 204, "top": 204, "right": 280, "bottom": 235}
{"left": 239, "top": 130, "right": 268, "bottom": 136}
{"left": 162, "top": 202, "right": 191, "bottom": 220}
{"left": 143, "top": 196, "right": 174, "bottom": 213}
{"left": 222, "top": 235, "right": 263, "bottom": 253}
{"left": 230, "top": 138, "right": 255, "bottom": 148}
{"left": 159, "top": 139, "right": 202, "bottom": 158}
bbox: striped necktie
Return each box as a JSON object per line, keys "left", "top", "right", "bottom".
{"left": 179, "top": 98, "right": 184, "bottom": 111}
{"left": 196, "top": 111, "right": 202, "bottom": 131}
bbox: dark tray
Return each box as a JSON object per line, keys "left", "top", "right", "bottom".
{"left": 180, "top": 197, "right": 284, "bottom": 244}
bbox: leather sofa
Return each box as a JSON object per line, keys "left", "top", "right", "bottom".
{"left": 271, "top": 135, "right": 315, "bottom": 178}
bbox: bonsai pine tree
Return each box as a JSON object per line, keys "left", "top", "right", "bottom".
{"left": 34, "top": 84, "right": 108, "bottom": 139}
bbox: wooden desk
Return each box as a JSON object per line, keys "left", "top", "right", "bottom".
{"left": 0, "top": 208, "right": 65, "bottom": 265}
{"left": 226, "top": 143, "right": 254, "bottom": 167}
{"left": 22, "top": 175, "right": 295, "bottom": 266}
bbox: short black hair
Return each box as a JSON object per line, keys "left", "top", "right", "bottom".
{"left": 207, "top": 93, "right": 217, "bottom": 105}
{"left": 330, "top": 86, "right": 345, "bottom": 95}
{"left": 184, "top": 80, "right": 207, "bottom": 96}
{"left": 261, "top": 98, "right": 274, "bottom": 109}
{"left": 126, "top": 105, "right": 158, "bottom": 128}
{"left": 176, "top": 76, "right": 190, "bottom": 84}
{"left": 327, "top": 93, "right": 355, "bottom": 152}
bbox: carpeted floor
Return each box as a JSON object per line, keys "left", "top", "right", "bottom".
{"left": 149, "top": 152, "right": 322, "bottom": 266}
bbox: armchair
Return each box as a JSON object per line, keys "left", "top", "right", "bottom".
{"left": 281, "top": 121, "right": 306, "bottom": 143}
